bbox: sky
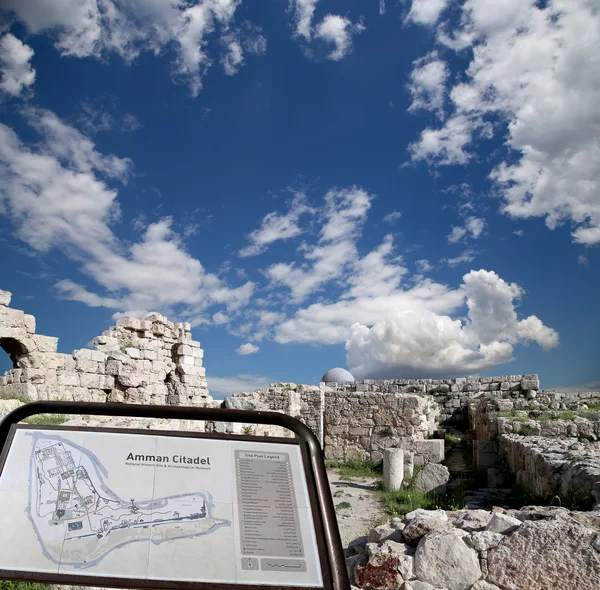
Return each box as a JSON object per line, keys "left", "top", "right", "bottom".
{"left": 0, "top": 0, "right": 598, "bottom": 397}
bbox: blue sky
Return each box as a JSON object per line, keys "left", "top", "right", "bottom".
{"left": 0, "top": 0, "right": 598, "bottom": 396}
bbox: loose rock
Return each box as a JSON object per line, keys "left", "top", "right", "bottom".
{"left": 412, "top": 463, "right": 450, "bottom": 493}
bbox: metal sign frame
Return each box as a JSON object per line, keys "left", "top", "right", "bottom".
{"left": 0, "top": 401, "right": 349, "bottom": 590}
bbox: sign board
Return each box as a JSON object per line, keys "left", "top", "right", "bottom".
{"left": 0, "top": 415, "right": 342, "bottom": 590}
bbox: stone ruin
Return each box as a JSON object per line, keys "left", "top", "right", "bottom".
{"left": 2, "top": 288, "right": 600, "bottom": 589}
{"left": 0, "top": 289, "right": 211, "bottom": 407}
{"left": 2, "top": 286, "right": 600, "bottom": 510}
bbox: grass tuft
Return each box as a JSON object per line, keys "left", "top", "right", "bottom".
{"left": 325, "top": 459, "right": 383, "bottom": 479}
{"left": 375, "top": 483, "right": 467, "bottom": 517}
{"left": 22, "top": 415, "right": 68, "bottom": 426}
{"left": 336, "top": 501, "right": 352, "bottom": 510}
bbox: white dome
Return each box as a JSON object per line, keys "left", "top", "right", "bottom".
{"left": 321, "top": 367, "right": 355, "bottom": 385}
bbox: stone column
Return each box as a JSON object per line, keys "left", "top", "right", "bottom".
{"left": 383, "top": 448, "right": 404, "bottom": 490}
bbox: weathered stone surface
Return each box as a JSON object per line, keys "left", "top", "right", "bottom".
{"left": 354, "top": 552, "right": 402, "bottom": 589}
{"left": 466, "top": 532, "right": 504, "bottom": 552}
{"left": 368, "top": 523, "right": 403, "bottom": 544}
{"left": 0, "top": 289, "right": 11, "bottom": 306}
{"left": 414, "top": 531, "right": 481, "bottom": 590}
{"left": 487, "top": 520, "right": 600, "bottom": 590}
{"left": 0, "top": 398, "right": 24, "bottom": 418}
{"left": 451, "top": 510, "right": 493, "bottom": 533}
{"left": 404, "top": 581, "right": 446, "bottom": 590}
{"left": 403, "top": 515, "right": 454, "bottom": 544}
{"left": 383, "top": 448, "right": 404, "bottom": 490}
{"left": 412, "top": 463, "right": 450, "bottom": 493}
{"left": 485, "top": 513, "right": 522, "bottom": 534}
{"left": 470, "top": 582, "right": 500, "bottom": 590}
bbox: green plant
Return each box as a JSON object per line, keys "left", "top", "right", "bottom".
{"left": 445, "top": 433, "right": 461, "bottom": 445}
{"left": 376, "top": 483, "right": 467, "bottom": 517}
{"left": 516, "top": 424, "right": 538, "bottom": 436}
{"left": 554, "top": 410, "right": 576, "bottom": 421}
{"left": 242, "top": 425, "right": 255, "bottom": 435}
{"left": 0, "top": 388, "right": 29, "bottom": 404}
{"left": 22, "top": 414, "right": 68, "bottom": 426}
{"left": 325, "top": 459, "right": 383, "bottom": 479}
{"left": 336, "top": 501, "right": 352, "bottom": 510}
{"left": 0, "top": 582, "right": 50, "bottom": 590}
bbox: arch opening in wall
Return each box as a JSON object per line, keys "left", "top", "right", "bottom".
{"left": 0, "top": 337, "right": 30, "bottom": 370}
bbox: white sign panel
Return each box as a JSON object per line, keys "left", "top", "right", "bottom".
{"left": 0, "top": 428, "right": 324, "bottom": 587}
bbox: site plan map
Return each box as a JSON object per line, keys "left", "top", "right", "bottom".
{"left": 0, "top": 428, "right": 323, "bottom": 587}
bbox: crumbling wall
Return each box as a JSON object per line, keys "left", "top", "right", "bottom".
{"left": 0, "top": 289, "right": 212, "bottom": 407}
{"left": 499, "top": 434, "right": 600, "bottom": 504}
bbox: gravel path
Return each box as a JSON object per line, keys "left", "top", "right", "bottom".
{"left": 327, "top": 468, "right": 385, "bottom": 548}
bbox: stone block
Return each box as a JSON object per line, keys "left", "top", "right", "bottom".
{"left": 116, "top": 317, "right": 141, "bottom": 330}
{"left": 73, "top": 349, "right": 93, "bottom": 361}
{"left": 192, "top": 348, "right": 204, "bottom": 359}
{"left": 413, "top": 439, "right": 445, "bottom": 463}
{"left": 90, "top": 350, "right": 106, "bottom": 362}
{"left": 31, "top": 334, "right": 58, "bottom": 353}
{"left": 57, "top": 374, "right": 79, "bottom": 387}
{"left": 177, "top": 344, "right": 193, "bottom": 356}
{"left": 125, "top": 348, "right": 141, "bottom": 359}
{"left": 0, "top": 290, "right": 12, "bottom": 306}
{"left": 521, "top": 379, "right": 539, "bottom": 390}
{"left": 23, "top": 314, "right": 36, "bottom": 333}
{"left": 75, "top": 359, "right": 101, "bottom": 373}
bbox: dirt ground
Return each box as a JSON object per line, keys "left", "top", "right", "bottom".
{"left": 326, "top": 468, "right": 385, "bottom": 547}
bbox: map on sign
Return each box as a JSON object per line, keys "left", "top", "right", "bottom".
{"left": 31, "top": 434, "right": 228, "bottom": 568}
{"left": 0, "top": 428, "right": 324, "bottom": 587}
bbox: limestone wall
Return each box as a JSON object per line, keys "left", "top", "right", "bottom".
{"left": 330, "top": 376, "right": 540, "bottom": 424}
{"left": 499, "top": 434, "right": 600, "bottom": 504}
{"left": 219, "top": 383, "right": 439, "bottom": 460}
{"left": 0, "top": 289, "right": 212, "bottom": 407}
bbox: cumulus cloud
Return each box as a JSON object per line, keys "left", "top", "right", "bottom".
{"left": 448, "top": 216, "right": 486, "bottom": 243}
{"left": 236, "top": 342, "right": 260, "bottom": 355}
{"left": 0, "top": 33, "right": 35, "bottom": 97}
{"left": 407, "top": 51, "right": 448, "bottom": 117}
{"left": 345, "top": 269, "right": 558, "bottom": 378}
{"left": 239, "top": 192, "right": 314, "bottom": 257}
{"left": 314, "top": 15, "right": 365, "bottom": 61}
{"left": 406, "top": 0, "right": 450, "bottom": 26}
{"left": 0, "top": 109, "right": 253, "bottom": 323}
{"left": 289, "top": 1, "right": 364, "bottom": 60}
{"left": 1, "top": 0, "right": 263, "bottom": 95}
{"left": 408, "top": 0, "right": 600, "bottom": 245}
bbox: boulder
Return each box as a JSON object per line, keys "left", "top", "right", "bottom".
{"left": 405, "top": 509, "right": 448, "bottom": 523}
{"left": 403, "top": 515, "right": 454, "bottom": 544}
{"left": 451, "top": 510, "right": 493, "bottom": 533}
{"left": 470, "top": 582, "right": 501, "bottom": 590}
{"left": 354, "top": 551, "right": 403, "bottom": 589}
{"left": 412, "top": 463, "right": 450, "bottom": 493}
{"left": 486, "top": 520, "right": 600, "bottom": 590}
{"left": 485, "top": 513, "right": 522, "bottom": 534}
{"left": 368, "top": 523, "right": 403, "bottom": 543}
{"left": 414, "top": 530, "right": 481, "bottom": 590}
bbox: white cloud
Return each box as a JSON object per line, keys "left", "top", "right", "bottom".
{"left": 314, "top": 15, "right": 365, "bottom": 61}
{"left": 416, "top": 259, "right": 433, "bottom": 272}
{"left": 2, "top": 0, "right": 263, "bottom": 96}
{"left": 236, "top": 342, "right": 259, "bottom": 355}
{"left": 0, "top": 109, "right": 254, "bottom": 322}
{"left": 221, "top": 25, "right": 267, "bottom": 76}
{"left": 513, "top": 229, "right": 525, "bottom": 237}
{"left": 406, "top": 0, "right": 449, "bottom": 26}
{"left": 345, "top": 269, "right": 558, "bottom": 378}
{"left": 578, "top": 254, "right": 589, "bottom": 265}
{"left": 383, "top": 211, "right": 402, "bottom": 223}
{"left": 265, "top": 187, "right": 372, "bottom": 302}
{"left": 291, "top": 0, "right": 320, "bottom": 41}
{"left": 379, "top": 0, "right": 386, "bottom": 16}
{"left": 445, "top": 249, "right": 477, "bottom": 267}
{"left": 290, "top": 1, "right": 364, "bottom": 61}
{"left": 407, "top": 51, "right": 448, "bottom": 117}
{"left": 0, "top": 33, "right": 35, "bottom": 97}
{"left": 212, "top": 311, "right": 230, "bottom": 325}
{"left": 207, "top": 373, "right": 272, "bottom": 396}
{"left": 408, "top": 0, "right": 600, "bottom": 245}
{"left": 239, "top": 192, "right": 314, "bottom": 257}
{"left": 448, "top": 216, "right": 486, "bottom": 243}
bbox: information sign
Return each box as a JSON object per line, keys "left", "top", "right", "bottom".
{"left": 0, "top": 412, "right": 342, "bottom": 590}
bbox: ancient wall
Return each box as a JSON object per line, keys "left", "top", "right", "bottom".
{"left": 329, "top": 376, "right": 540, "bottom": 424}
{"left": 499, "top": 434, "right": 600, "bottom": 504}
{"left": 0, "top": 289, "right": 212, "bottom": 407}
